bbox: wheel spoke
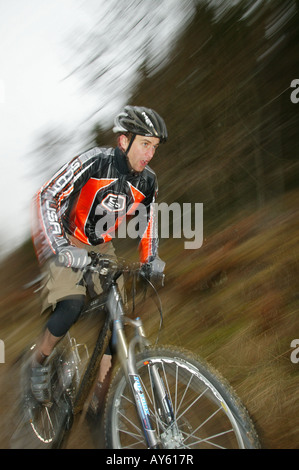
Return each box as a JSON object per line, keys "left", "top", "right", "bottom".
{"left": 117, "top": 409, "right": 143, "bottom": 437}
{"left": 175, "top": 385, "right": 209, "bottom": 422}
{"left": 184, "top": 428, "right": 235, "bottom": 449}
{"left": 106, "top": 348, "right": 259, "bottom": 449}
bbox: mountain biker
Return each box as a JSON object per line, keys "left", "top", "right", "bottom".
{"left": 30, "top": 105, "right": 167, "bottom": 407}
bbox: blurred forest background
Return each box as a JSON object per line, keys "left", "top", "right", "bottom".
{"left": 1, "top": 0, "right": 299, "bottom": 448}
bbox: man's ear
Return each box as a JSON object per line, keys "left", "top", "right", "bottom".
{"left": 118, "top": 134, "right": 129, "bottom": 152}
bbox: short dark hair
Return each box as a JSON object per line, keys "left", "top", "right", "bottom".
{"left": 116, "top": 132, "right": 133, "bottom": 147}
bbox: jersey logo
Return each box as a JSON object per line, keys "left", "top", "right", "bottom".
{"left": 101, "top": 193, "right": 126, "bottom": 212}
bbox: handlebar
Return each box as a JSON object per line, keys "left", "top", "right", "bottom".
{"left": 88, "top": 252, "right": 164, "bottom": 331}
{"left": 85, "top": 252, "right": 140, "bottom": 279}
{"left": 58, "top": 251, "right": 164, "bottom": 338}
{"left": 84, "top": 252, "right": 164, "bottom": 284}
{"left": 57, "top": 250, "right": 164, "bottom": 290}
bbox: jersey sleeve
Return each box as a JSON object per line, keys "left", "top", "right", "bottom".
{"left": 138, "top": 177, "right": 159, "bottom": 264}
{"left": 31, "top": 148, "right": 100, "bottom": 265}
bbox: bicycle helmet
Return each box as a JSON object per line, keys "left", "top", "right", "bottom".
{"left": 113, "top": 105, "right": 168, "bottom": 143}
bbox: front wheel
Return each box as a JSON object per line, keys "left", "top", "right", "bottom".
{"left": 104, "top": 346, "right": 260, "bottom": 449}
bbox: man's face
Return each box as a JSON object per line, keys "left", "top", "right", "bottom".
{"left": 121, "top": 135, "right": 160, "bottom": 172}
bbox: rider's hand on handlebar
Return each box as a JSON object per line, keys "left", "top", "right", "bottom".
{"left": 140, "top": 256, "right": 165, "bottom": 286}
{"left": 56, "top": 246, "right": 91, "bottom": 269}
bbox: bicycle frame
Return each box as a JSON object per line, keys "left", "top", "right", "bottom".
{"left": 107, "top": 283, "right": 159, "bottom": 448}
{"left": 72, "top": 258, "right": 175, "bottom": 449}
{"left": 107, "top": 280, "right": 180, "bottom": 449}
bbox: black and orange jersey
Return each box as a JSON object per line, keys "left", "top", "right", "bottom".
{"left": 32, "top": 146, "right": 158, "bottom": 265}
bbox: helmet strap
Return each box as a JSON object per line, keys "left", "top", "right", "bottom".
{"left": 123, "top": 134, "right": 141, "bottom": 175}
{"left": 124, "top": 133, "right": 135, "bottom": 157}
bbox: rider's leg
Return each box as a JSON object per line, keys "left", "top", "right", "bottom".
{"left": 33, "top": 328, "right": 63, "bottom": 364}
{"left": 31, "top": 296, "right": 85, "bottom": 403}
{"left": 33, "top": 295, "right": 85, "bottom": 364}
{"left": 32, "top": 240, "right": 120, "bottom": 403}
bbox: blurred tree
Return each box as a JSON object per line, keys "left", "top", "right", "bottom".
{"left": 68, "top": 0, "right": 299, "bottom": 223}
{"left": 66, "top": 0, "right": 195, "bottom": 121}
{"left": 88, "top": 122, "right": 114, "bottom": 147}
{"left": 28, "top": 126, "right": 73, "bottom": 184}
{"left": 128, "top": 0, "right": 299, "bottom": 219}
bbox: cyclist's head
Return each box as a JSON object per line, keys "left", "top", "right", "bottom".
{"left": 113, "top": 105, "right": 168, "bottom": 144}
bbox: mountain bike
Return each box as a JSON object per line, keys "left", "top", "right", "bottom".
{"left": 13, "top": 253, "right": 260, "bottom": 449}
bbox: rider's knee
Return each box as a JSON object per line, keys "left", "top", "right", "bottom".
{"left": 47, "top": 295, "right": 85, "bottom": 337}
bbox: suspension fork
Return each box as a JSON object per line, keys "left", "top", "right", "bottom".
{"left": 147, "top": 362, "right": 175, "bottom": 425}
{"left": 129, "top": 313, "right": 174, "bottom": 426}
{"left": 106, "top": 284, "right": 161, "bottom": 448}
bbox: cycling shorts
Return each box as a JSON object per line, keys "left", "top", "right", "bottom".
{"left": 40, "top": 240, "right": 122, "bottom": 314}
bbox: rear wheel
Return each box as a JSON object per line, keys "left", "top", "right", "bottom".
{"left": 104, "top": 346, "right": 260, "bottom": 449}
{"left": 14, "top": 347, "right": 73, "bottom": 449}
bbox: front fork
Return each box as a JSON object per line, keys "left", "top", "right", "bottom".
{"left": 107, "top": 284, "right": 173, "bottom": 449}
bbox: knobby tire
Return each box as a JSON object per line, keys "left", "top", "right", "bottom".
{"left": 104, "top": 346, "right": 260, "bottom": 449}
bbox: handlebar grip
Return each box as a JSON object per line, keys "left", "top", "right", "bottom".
{"left": 56, "top": 250, "right": 91, "bottom": 269}
{"left": 57, "top": 254, "right": 68, "bottom": 266}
